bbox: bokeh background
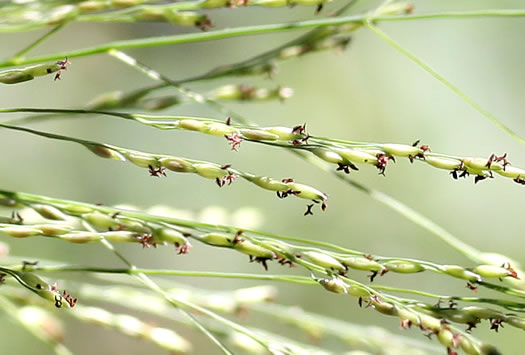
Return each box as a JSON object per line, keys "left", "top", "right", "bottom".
{"left": 1, "top": 0, "right": 525, "bottom": 353}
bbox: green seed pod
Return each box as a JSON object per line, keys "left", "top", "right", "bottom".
{"left": 347, "top": 284, "right": 371, "bottom": 298}
{"left": 442, "top": 265, "right": 481, "bottom": 282}
{"left": 463, "top": 157, "right": 492, "bottom": 171}
{"left": 286, "top": 183, "right": 327, "bottom": 201}
{"left": 0, "top": 70, "right": 34, "bottom": 84}
{"left": 335, "top": 148, "right": 378, "bottom": 165}
{"left": 60, "top": 232, "right": 102, "bottom": 243}
{"left": 461, "top": 306, "right": 502, "bottom": 320}
{"left": 248, "top": 176, "right": 289, "bottom": 192}
{"left": 383, "top": 260, "right": 425, "bottom": 273}
{"left": 424, "top": 156, "right": 462, "bottom": 170}
{"left": 341, "top": 257, "right": 383, "bottom": 272}
{"left": 103, "top": 231, "right": 140, "bottom": 243}
{"left": 198, "top": 232, "right": 234, "bottom": 247}
{"left": 398, "top": 308, "right": 421, "bottom": 326}
{"left": 62, "top": 204, "right": 93, "bottom": 215}
{"left": 0, "top": 226, "right": 43, "bottom": 238}
{"left": 495, "top": 165, "right": 525, "bottom": 179}
{"left": 153, "top": 228, "right": 187, "bottom": 245}
{"left": 312, "top": 148, "right": 345, "bottom": 164}
{"left": 23, "top": 63, "right": 60, "bottom": 77}
{"left": 86, "top": 145, "right": 124, "bottom": 160}
{"left": 240, "top": 129, "right": 279, "bottom": 141}
{"left": 437, "top": 328, "right": 454, "bottom": 347}
{"left": 303, "top": 251, "right": 346, "bottom": 272}
{"left": 263, "top": 126, "right": 302, "bottom": 140}
{"left": 472, "top": 265, "right": 514, "bottom": 279}
{"left": 125, "top": 152, "right": 157, "bottom": 168}
{"left": 372, "top": 300, "right": 398, "bottom": 316}
{"left": 318, "top": 277, "right": 348, "bottom": 294}
{"left": 203, "top": 122, "right": 238, "bottom": 137}
{"left": 160, "top": 157, "right": 195, "bottom": 173}
{"left": 460, "top": 337, "right": 481, "bottom": 355}
{"left": 35, "top": 224, "right": 72, "bottom": 236}
{"left": 419, "top": 314, "right": 441, "bottom": 331}
{"left": 16, "top": 271, "right": 71, "bottom": 308}
{"left": 194, "top": 163, "right": 228, "bottom": 179}
{"left": 83, "top": 211, "right": 120, "bottom": 229}
{"left": 31, "top": 204, "right": 68, "bottom": 221}
{"left": 177, "top": 119, "right": 207, "bottom": 132}
{"left": 381, "top": 144, "right": 422, "bottom": 157}
{"left": 234, "top": 240, "right": 275, "bottom": 259}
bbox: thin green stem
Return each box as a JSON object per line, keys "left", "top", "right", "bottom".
{"left": 366, "top": 21, "right": 525, "bottom": 147}
{"left": 4, "top": 9, "right": 525, "bottom": 68}
{"left": 8, "top": 24, "right": 66, "bottom": 63}
{"left": 27, "top": 264, "right": 317, "bottom": 285}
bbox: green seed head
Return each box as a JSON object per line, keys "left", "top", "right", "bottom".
{"left": 318, "top": 277, "right": 348, "bottom": 294}
{"left": 341, "top": 257, "right": 383, "bottom": 272}
{"left": 203, "top": 122, "right": 238, "bottom": 137}
{"left": 83, "top": 211, "right": 120, "bottom": 230}
{"left": 286, "top": 183, "right": 327, "bottom": 201}
{"left": 194, "top": 163, "right": 228, "bottom": 179}
{"left": 125, "top": 152, "right": 158, "bottom": 168}
{"left": 103, "top": 231, "right": 140, "bottom": 243}
{"left": 263, "top": 126, "right": 302, "bottom": 140}
{"left": 495, "top": 165, "right": 525, "bottom": 178}
{"left": 23, "top": 63, "right": 60, "bottom": 77}
{"left": 442, "top": 265, "right": 481, "bottom": 282}
{"left": 437, "top": 328, "right": 454, "bottom": 348}
{"left": 303, "top": 251, "right": 346, "bottom": 271}
{"left": 234, "top": 240, "right": 275, "bottom": 259}
{"left": 383, "top": 260, "right": 425, "bottom": 273}
{"left": 31, "top": 204, "right": 68, "bottom": 221}
{"left": 160, "top": 157, "right": 196, "bottom": 173}
{"left": 312, "top": 148, "right": 345, "bottom": 164}
{"left": 198, "top": 232, "right": 235, "bottom": 247}
{"left": 335, "top": 148, "right": 378, "bottom": 165}
{"left": 240, "top": 129, "right": 279, "bottom": 141}
{"left": 0, "top": 70, "right": 34, "bottom": 84}
{"left": 153, "top": 228, "right": 187, "bottom": 245}
{"left": 35, "top": 224, "right": 72, "bottom": 236}
{"left": 347, "top": 284, "right": 371, "bottom": 298}
{"left": 0, "top": 226, "right": 43, "bottom": 238}
{"left": 86, "top": 145, "right": 124, "bottom": 160}
{"left": 472, "top": 265, "right": 515, "bottom": 279}
{"left": 177, "top": 119, "right": 207, "bottom": 132}
{"left": 249, "top": 176, "right": 289, "bottom": 192}
{"left": 424, "top": 156, "right": 462, "bottom": 170}
{"left": 382, "top": 144, "right": 421, "bottom": 157}
{"left": 60, "top": 232, "right": 102, "bottom": 243}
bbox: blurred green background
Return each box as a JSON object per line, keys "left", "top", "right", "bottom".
{"left": 1, "top": 0, "right": 525, "bottom": 353}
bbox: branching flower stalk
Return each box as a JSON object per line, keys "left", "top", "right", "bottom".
{"left": 0, "top": 123, "right": 328, "bottom": 214}
{"left": 0, "top": 190, "right": 519, "bottom": 353}
{"left": 1, "top": 189, "right": 523, "bottom": 299}
{"left": 4, "top": 109, "right": 525, "bottom": 188}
